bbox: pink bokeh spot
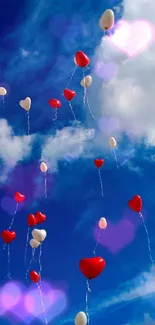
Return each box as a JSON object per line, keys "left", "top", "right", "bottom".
{"left": 0, "top": 282, "right": 21, "bottom": 310}
{"left": 109, "top": 20, "right": 154, "bottom": 57}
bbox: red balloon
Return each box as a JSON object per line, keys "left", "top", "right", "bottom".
{"left": 35, "top": 212, "right": 46, "bottom": 224}
{"left": 27, "top": 214, "right": 36, "bottom": 227}
{"left": 63, "top": 88, "right": 76, "bottom": 101}
{"left": 30, "top": 270, "right": 40, "bottom": 283}
{"left": 75, "top": 51, "right": 90, "bottom": 68}
{"left": 128, "top": 195, "right": 142, "bottom": 213}
{"left": 94, "top": 159, "right": 104, "bottom": 168}
{"left": 1, "top": 230, "right": 16, "bottom": 244}
{"left": 79, "top": 257, "right": 106, "bottom": 280}
{"left": 48, "top": 99, "right": 61, "bottom": 109}
{"left": 14, "top": 192, "right": 25, "bottom": 203}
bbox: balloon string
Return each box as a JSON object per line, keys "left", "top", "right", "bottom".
{"left": 2, "top": 97, "right": 4, "bottom": 109}
{"left": 44, "top": 173, "right": 47, "bottom": 199}
{"left": 53, "top": 109, "right": 57, "bottom": 121}
{"left": 39, "top": 244, "right": 42, "bottom": 281}
{"left": 139, "top": 212, "right": 154, "bottom": 267}
{"left": 24, "top": 227, "right": 30, "bottom": 265}
{"left": 36, "top": 282, "right": 48, "bottom": 324}
{"left": 85, "top": 95, "right": 96, "bottom": 121}
{"left": 113, "top": 148, "right": 119, "bottom": 170}
{"left": 25, "top": 248, "right": 35, "bottom": 282}
{"left": 69, "top": 101, "right": 76, "bottom": 120}
{"left": 86, "top": 280, "right": 91, "bottom": 325}
{"left": 7, "top": 245, "right": 12, "bottom": 280}
{"left": 98, "top": 169, "right": 104, "bottom": 197}
{"left": 7, "top": 203, "right": 18, "bottom": 230}
{"left": 66, "top": 66, "right": 77, "bottom": 88}
{"left": 27, "top": 111, "right": 30, "bottom": 135}
{"left": 82, "top": 69, "right": 87, "bottom": 106}
{"left": 93, "top": 232, "right": 101, "bottom": 255}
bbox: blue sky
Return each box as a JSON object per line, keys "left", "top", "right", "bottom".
{"left": 0, "top": 0, "right": 155, "bottom": 324}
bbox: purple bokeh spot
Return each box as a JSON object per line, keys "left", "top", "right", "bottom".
{"left": 94, "top": 219, "right": 135, "bottom": 253}
{"left": 98, "top": 116, "right": 120, "bottom": 135}
{"left": 0, "top": 196, "right": 25, "bottom": 215}
{"left": 94, "top": 61, "right": 118, "bottom": 82}
{"left": 0, "top": 280, "right": 67, "bottom": 324}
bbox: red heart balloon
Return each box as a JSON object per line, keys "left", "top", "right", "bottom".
{"left": 35, "top": 212, "right": 46, "bottom": 224}
{"left": 27, "top": 214, "right": 36, "bottom": 227}
{"left": 128, "top": 195, "right": 142, "bottom": 213}
{"left": 94, "top": 159, "right": 104, "bottom": 168}
{"left": 48, "top": 98, "right": 61, "bottom": 108}
{"left": 30, "top": 270, "right": 40, "bottom": 283}
{"left": 14, "top": 192, "right": 25, "bottom": 203}
{"left": 79, "top": 257, "right": 106, "bottom": 280}
{"left": 1, "top": 230, "right": 16, "bottom": 244}
{"left": 63, "top": 88, "right": 76, "bottom": 101}
{"left": 75, "top": 51, "right": 90, "bottom": 68}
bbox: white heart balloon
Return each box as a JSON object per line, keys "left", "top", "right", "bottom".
{"left": 75, "top": 312, "right": 87, "bottom": 325}
{"left": 80, "top": 75, "right": 92, "bottom": 88}
{"left": 29, "top": 238, "right": 41, "bottom": 248}
{"left": 0, "top": 87, "right": 7, "bottom": 96}
{"left": 19, "top": 97, "right": 31, "bottom": 111}
{"left": 32, "top": 229, "right": 47, "bottom": 242}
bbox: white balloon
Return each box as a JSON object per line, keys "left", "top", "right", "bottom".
{"left": 75, "top": 312, "right": 87, "bottom": 325}
{"left": 109, "top": 136, "right": 117, "bottom": 148}
{"left": 0, "top": 87, "right": 7, "bottom": 96}
{"left": 99, "top": 9, "right": 114, "bottom": 31}
{"left": 29, "top": 238, "right": 41, "bottom": 248}
{"left": 19, "top": 97, "right": 31, "bottom": 111}
{"left": 32, "top": 229, "right": 47, "bottom": 242}
{"left": 80, "top": 75, "right": 92, "bottom": 88}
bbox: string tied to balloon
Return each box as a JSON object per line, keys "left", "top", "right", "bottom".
{"left": 40, "top": 162, "right": 48, "bottom": 199}
{"left": 25, "top": 247, "right": 36, "bottom": 282}
{"left": 85, "top": 280, "right": 91, "bottom": 325}
{"left": 81, "top": 71, "right": 96, "bottom": 121}
{"left": 1, "top": 230, "right": 16, "bottom": 280}
{"left": 7, "top": 192, "right": 25, "bottom": 231}
{"left": 19, "top": 97, "right": 31, "bottom": 135}
{"left": 63, "top": 88, "right": 77, "bottom": 120}
{"left": 93, "top": 217, "right": 107, "bottom": 255}
{"left": 25, "top": 214, "right": 37, "bottom": 266}
{"left": 48, "top": 98, "right": 61, "bottom": 121}
{"left": 94, "top": 159, "right": 104, "bottom": 197}
{"left": 128, "top": 195, "right": 154, "bottom": 267}
{"left": 30, "top": 270, "right": 48, "bottom": 324}
{"left": 109, "top": 137, "right": 119, "bottom": 169}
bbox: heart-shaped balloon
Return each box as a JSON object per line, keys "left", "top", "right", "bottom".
{"left": 27, "top": 214, "right": 37, "bottom": 227}
{"left": 128, "top": 195, "right": 142, "bottom": 213}
{"left": 1, "top": 230, "right": 16, "bottom": 244}
{"left": 79, "top": 257, "right": 106, "bottom": 280}
{"left": 32, "top": 229, "right": 47, "bottom": 242}
{"left": 19, "top": 97, "right": 31, "bottom": 111}
{"left": 94, "top": 159, "right": 104, "bottom": 168}
{"left": 29, "top": 238, "right": 40, "bottom": 249}
{"left": 48, "top": 98, "right": 61, "bottom": 108}
{"left": 63, "top": 88, "right": 76, "bottom": 101}
{"left": 35, "top": 212, "right": 46, "bottom": 224}
{"left": 14, "top": 192, "right": 25, "bottom": 203}
{"left": 75, "top": 51, "right": 90, "bottom": 68}
{"left": 30, "top": 270, "right": 40, "bottom": 283}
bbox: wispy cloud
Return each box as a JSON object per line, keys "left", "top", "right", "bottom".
{"left": 41, "top": 125, "right": 95, "bottom": 170}
{"left": 0, "top": 118, "right": 34, "bottom": 181}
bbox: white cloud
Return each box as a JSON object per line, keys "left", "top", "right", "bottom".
{"left": 93, "top": 0, "right": 155, "bottom": 146}
{"left": 0, "top": 119, "right": 33, "bottom": 180}
{"left": 91, "top": 267, "right": 155, "bottom": 316}
{"left": 41, "top": 125, "right": 95, "bottom": 170}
